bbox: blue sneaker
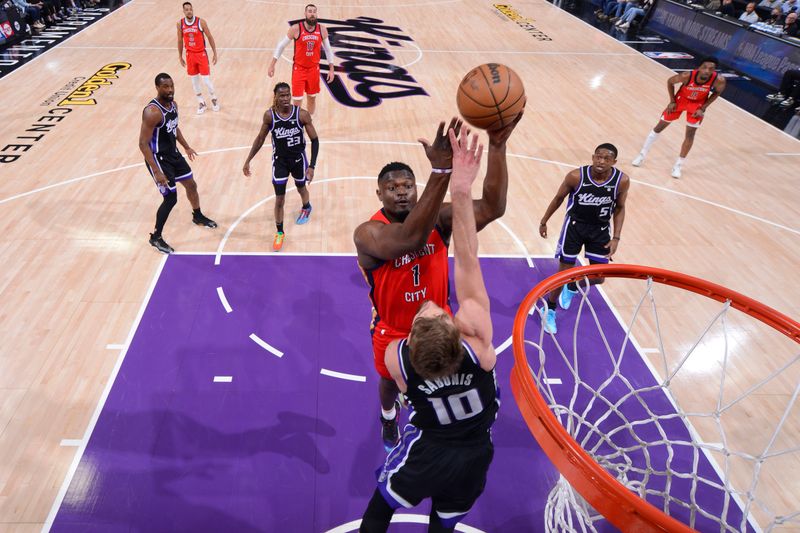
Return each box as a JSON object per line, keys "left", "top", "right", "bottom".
{"left": 296, "top": 206, "right": 312, "bottom": 225}
{"left": 542, "top": 307, "right": 557, "bottom": 334}
{"left": 558, "top": 286, "right": 578, "bottom": 310}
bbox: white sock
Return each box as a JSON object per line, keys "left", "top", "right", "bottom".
{"left": 381, "top": 406, "right": 397, "bottom": 420}
{"left": 640, "top": 130, "right": 660, "bottom": 156}
{"left": 190, "top": 74, "right": 203, "bottom": 96}
{"left": 202, "top": 75, "right": 216, "bottom": 98}
{"left": 675, "top": 157, "right": 686, "bottom": 166}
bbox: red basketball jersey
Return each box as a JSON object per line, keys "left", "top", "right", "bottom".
{"left": 677, "top": 69, "right": 717, "bottom": 103}
{"left": 293, "top": 22, "right": 322, "bottom": 69}
{"left": 362, "top": 209, "right": 451, "bottom": 333}
{"left": 181, "top": 17, "right": 205, "bottom": 54}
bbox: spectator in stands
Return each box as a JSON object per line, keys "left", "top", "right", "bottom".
{"left": 597, "top": 0, "right": 627, "bottom": 21}
{"left": 782, "top": 0, "right": 798, "bottom": 14}
{"left": 766, "top": 68, "right": 800, "bottom": 106}
{"left": 12, "top": 0, "right": 46, "bottom": 30}
{"left": 739, "top": 2, "right": 761, "bottom": 22}
{"left": 758, "top": 0, "right": 783, "bottom": 7}
{"left": 704, "top": 0, "right": 721, "bottom": 10}
{"left": 615, "top": 0, "right": 655, "bottom": 29}
{"left": 783, "top": 10, "right": 799, "bottom": 32}
{"left": 765, "top": 6, "right": 785, "bottom": 23}
{"left": 720, "top": 0, "right": 737, "bottom": 16}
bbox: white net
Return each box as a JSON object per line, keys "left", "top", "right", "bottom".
{"left": 523, "top": 274, "right": 800, "bottom": 533}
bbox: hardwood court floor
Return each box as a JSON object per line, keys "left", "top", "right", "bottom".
{"left": 0, "top": 0, "right": 797, "bottom": 530}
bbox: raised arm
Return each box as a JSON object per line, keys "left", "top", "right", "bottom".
{"left": 437, "top": 110, "right": 524, "bottom": 233}
{"left": 242, "top": 109, "right": 273, "bottom": 176}
{"left": 268, "top": 26, "right": 298, "bottom": 77}
{"left": 449, "top": 128, "right": 495, "bottom": 371}
{"left": 201, "top": 19, "right": 217, "bottom": 64}
{"left": 538, "top": 169, "right": 580, "bottom": 238}
{"left": 139, "top": 105, "right": 168, "bottom": 187}
{"left": 354, "top": 119, "right": 461, "bottom": 266}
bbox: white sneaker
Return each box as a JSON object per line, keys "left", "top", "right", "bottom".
{"left": 671, "top": 164, "right": 682, "bottom": 179}
{"left": 632, "top": 153, "right": 645, "bottom": 167}
{"left": 211, "top": 99, "right": 220, "bottom": 112}
{"left": 197, "top": 102, "right": 207, "bottom": 115}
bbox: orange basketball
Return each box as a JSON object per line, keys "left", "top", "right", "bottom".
{"left": 456, "top": 63, "right": 526, "bottom": 131}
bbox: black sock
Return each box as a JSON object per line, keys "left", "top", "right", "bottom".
{"left": 567, "top": 282, "right": 577, "bottom": 291}
{"left": 276, "top": 222, "right": 284, "bottom": 233}
{"left": 360, "top": 489, "right": 394, "bottom": 533}
{"left": 428, "top": 509, "right": 456, "bottom": 533}
{"left": 193, "top": 208, "right": 202, "bottom": 217}
{"left": 547, "top": 301, "right": 557, "bottom": 310}
{"left": 302, "top": 202, "right": 311, "bottom": 209}
{"left": 155, "top": 192, "right": 177, "bottom": 236}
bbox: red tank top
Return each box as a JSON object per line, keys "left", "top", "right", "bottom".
{"left": 181, "top": 17, "right": 205, "bottom": 54}
{"left": 677, "top": 69, "right": 717, "bottom": 103}
{"left": 293, "top": 22, "right": 322, "bottom": 69}
{"left": 362, "top": 210, "right": 451, "bottom": 333}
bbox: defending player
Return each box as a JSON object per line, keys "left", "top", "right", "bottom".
{"left": 632, "top": 57, "right": 726, "bottom": 178}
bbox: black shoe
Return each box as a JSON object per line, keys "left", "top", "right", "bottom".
{"left": 192, "top": 213, "right": 218, "bottom": 228}
{"left": 149, "top": 233, "right": 174, "bottom": 254}
{"left": 380, "top": 400, "right": 401, "bottom": 452}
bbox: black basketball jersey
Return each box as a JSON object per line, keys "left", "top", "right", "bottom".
{"left": 146, "top": 99, "right": 179, "bottom": 156}
{"left": 269, "top": 105, "right": 306, "bottom": 157}
{"left": 566, "top": 165, "right": 622, "bottom": 224}
{"left": 398, "top": 338, "right": 499, "bottom": 442}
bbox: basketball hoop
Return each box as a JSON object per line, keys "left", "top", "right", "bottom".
{"left": 510, "top": 264, "right": 800, "bottom": 532}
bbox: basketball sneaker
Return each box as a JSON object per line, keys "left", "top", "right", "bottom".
{"left": 197, "top": 102, "right": 207, "bottom": 115}
{"left": 541, "top": 307, "right": 557, "bottom": 334}
{"left": 211, "top": 99, "right": 220, "bottom": 112}
{"left": 272, "top": 232, "right": 285, "bottom": 252}
{"left": 381, "top": 400, "right": 401, "bottom": 452}
{"left": 149, "top": 233, "right": 174, "bottom": 254}
{"left": 558, "top": 286, "right": 578, "bottom": 310}
{"left": 296, "top": 206, "right": 312, "bottom": 225}
{"left": 671, "top": 164, "right": 682, "bottom": 179}
{"left": 632, "top": 153, "right": 645, "bottom": 167}
{"left": 766, "top": 92, "right": 786, "bottom": 102}
{"left": 192, "top": 213, "right": 218, "bottom": 228}
{"left": 780, "top": 97, "right": 795, "bottom": 108}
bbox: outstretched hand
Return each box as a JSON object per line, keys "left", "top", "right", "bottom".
{"left": 448, "top": 127, "right": 483, "bottom": 194}
{"left": 418, "top": 117, "right": 463, "bottom": 170}
{"left": 488, "top": 101, "right": 525, "bottom": 147}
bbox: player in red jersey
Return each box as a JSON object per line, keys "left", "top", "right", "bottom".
{"left": 632, "top": 57, "right": 726, "bottom": 178}
{"left": 177, "top": 2, "right": 219, "bottom": 115}
{"left": 354, "top": 113, "right": 523, "bottom": 451}
{"left": 268, "top": 3, "right": 336, "bottom": 116}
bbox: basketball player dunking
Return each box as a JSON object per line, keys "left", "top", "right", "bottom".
{"left": 632, "top": 57, "right": 726, "bottom": 178}
{"left": 177, "top": 1, "right": 219, "bottom": 115}
{"left": 354, "top": 113, "right": 521, "bottom": 451}
{"left": 242, "top": 82, "right": 319, "bottom": 252}
{"left": 268, "top": 3, "right": 336, "bottom": 116}
{"left": 538, "top": 144, "right": 630, "bottom": 334}
{"left": 138, "top": 73, "right": 217, "bottom": 254}
{"left": 360, "top": 128, "right": 499, "bottom": 533}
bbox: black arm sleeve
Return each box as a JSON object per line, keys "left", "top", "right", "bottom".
{"left": 310, "top": 137, "right": 319, "bottom": 167}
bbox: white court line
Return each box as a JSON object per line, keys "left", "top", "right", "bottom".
{"left": 43, "top": 254, "right": 168, "bottom": 533}
{"left": 766, "top": 152, "right": 800, "bottom": 156}
{"left": 178, "top": 251, "right": 553, "bottom": 258}
{"left": 544, "top": 378, "right": 563, "bottom": 385}
{"left": 3, "top": 143, "right": 796, "bottom": 238}
{"left": 58, "top": 439, "right": 82, "bottom": 447}
{"left": 324, "top": 513, "right": 485, "bottom": 533}
{"left": 320, "top": 369, "right": 367, "bottom": 382}
{"left": 496, "top": 336, "right": 513, "bottom": 355}
{"left": 105, "top": 344, "right": 125, "bottom": 350}
{"left": 213, "top": 376, "right": 233, "bottom": 383}
{"left": 249, "top": 0, "right": 462, "bottom": 7}
{"left": 216, "top": 286, "right": 232, "bottom": 313}
{"left": 641, "top": 348, "right": 660, "bottom": 353}
{"left": 249, "top": 333, "right": 284, "bottom": 358}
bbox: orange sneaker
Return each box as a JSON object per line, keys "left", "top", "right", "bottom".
{"left": 272, "top": 232, "right": 285, "bottom": 252}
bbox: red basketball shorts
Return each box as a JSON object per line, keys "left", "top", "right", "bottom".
{"left": 661, "top": 98, "right": 705, "bottom": 127}
{"left": 186, "top": 50, "right": 210, "bottom": 76}
{"left": 292, "top": 64, "right": 320, "bottom": 98}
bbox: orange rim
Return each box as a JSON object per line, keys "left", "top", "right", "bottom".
{"left": 511, "top": 263, "right": 800, "bottom": 532}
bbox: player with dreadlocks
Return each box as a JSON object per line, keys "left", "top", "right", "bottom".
{"left": 243, "top": 82, "right": 320, "bottom": 251}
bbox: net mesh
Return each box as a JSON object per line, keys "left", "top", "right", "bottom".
{"left": 522, "top": 274, "right": 800, "bottom": 532}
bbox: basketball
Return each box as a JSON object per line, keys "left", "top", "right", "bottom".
{"left": 456, "top": 63, "right": 526, "bottom": 131}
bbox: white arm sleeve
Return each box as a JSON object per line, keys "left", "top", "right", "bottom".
{"left": 273, "top": 36, "right": 291, "bottom": 60}
{"left": 323, "top": 37, "right": 335, "bottom": 65}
